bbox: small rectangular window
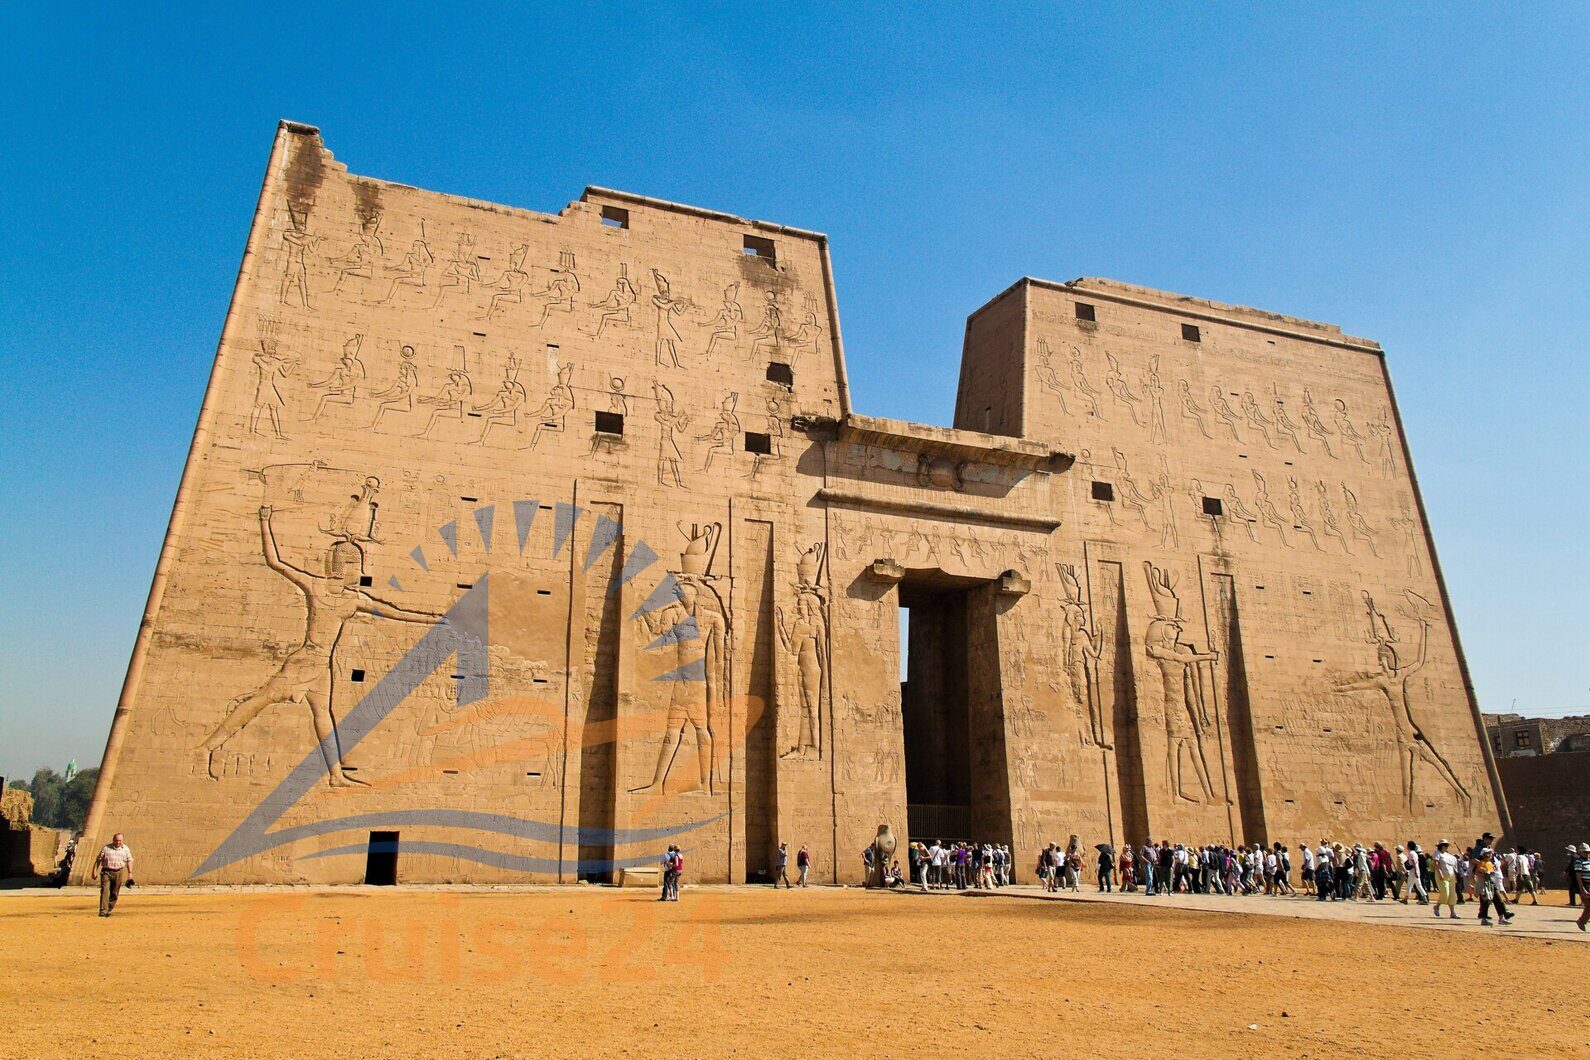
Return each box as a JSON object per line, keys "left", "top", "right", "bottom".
{"left": 358, "top": 575, "right": 372, "bottom": 587}
{"left": 766, "top": 361, "right": 793, "bottom": 388}
{"left": 743, "top": 234, "right": 776, "bottom": 263}
{"left": 1181, "top": 323, "right": 1202, "bottom": 342}
{"left": 601, "top": 205, "right": 629, "bottom": 229}
{"left": 1091, "top": 481, "right": 1114, "bottom": 502}
{"left": 1075, "top": 302, "right": 1096, "bottom": 322}
{"left": 595, "top": 410, "right": 624, "bottom": 435}
{"left": 460, "top": 496, "right": 478, "bottom": 503}
{"left": 350, "top": 668, "right": 366, "bottom": 683}
{"left": 745, "top": 431, "right": 773, "bottom": 455}
{"left": 1202, "top": 496, "right": 1223, "bottom": 517}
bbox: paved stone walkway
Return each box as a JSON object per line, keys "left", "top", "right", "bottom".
{"left": 964, "top": 883, "right": 1588, "bottom": 942}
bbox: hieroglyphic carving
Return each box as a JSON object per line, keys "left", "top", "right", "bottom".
{"left": 650, "top": 269, "right": 690, "bottom": 368}
{"left": 1390, "top": 499, "right": 1422, "bottom": 576}
{"left": 1178, "top": 380, "right": 1212, "bottom": 439}
{"left": 1301, "top": 387, "right": 1334, "bottom": 456}
{"left": 369, "top": 345, "right": 419, "bottom": 429}
{"left": 701, "top": 283, "right": 743, "bottom": 359}
{"left": 1241, "top": 391, "right": 1278, "bottom": 449}
{"left": 1271, "top": 387, "right": 1305, "bottom": 453}
{"left": 1144, "top": 355, "right": 1167, "bottom": 444}
{"left": 747, "top": 397, "right": 785, "bottom": 477}
{"left": 652, "top": 381, "right": 689, "bottom": 488}
{"left": 748, "top": 290, "right": 782, "bottom": 358}
{"left": 589, "top": 266, "right": 638, "bottom": 337}
{"left": 474, "top": 356, "right": 527, "bottom": 444}
{"left": 1334, "top": 398, "right": 1370, "bottom": 463}
{"left": 1070, "top": 349, "right": 1101, "bottom": 417}
{"left": 1369, "top": 414, "right": 1397, "bottom": 475}
{"left": 1209, "top": 386, "right": 1242, "bottom": 442}
{"left": 1287, "top": 475, "right": 1323, "bottom": 551}
{"left": 483, "top": 245, "right": 530, "bottom": 321}
{"left": 279, "top": 199, "right": 319, "bottom": 309}
{"left": 198, "top": 494, "right": 442, "bottom": 786}
{"left": 1105, "top": 352, "right": 1143, "bottom": 426}
{"left": 415, "top": 346, "right": 473, "bottom": 439}
{"left": 698, "top": 393, "right": 740, "bottom": 471}
{"left": 1141, "top": 562, "right": 1220, "bottom": 804}
{"left": 375, "top": 228, "right": 435, "bottom": 305}
{"left": 1036, "top": 339, "right": 1072, "bottom": 415}
{"left": 1220, "top": 483, "right": 1259, "bottom": 543}
{"left": 250, "top": 337, "right": 297, "bottom": 440}
{"left": 1342, "top": 485, "right": 1380, "bottom": 558}
{"left": 1112, "top": 449, "right": 1155, "bottom": 533}
{"left": 328, "top": 206, "right": 383, "bottom": 296}
{"left": 1314, "top": 479, "right": 1352, "bottom": 554}
{"left": 778, "top": 543, "right": 827, "bottom": 760}
{"left": 430, "top": 231, "right": 481, "bottom": 308}
{"left": 1153, "top": 456, "right": 1178, "bottom": 550}
{"left": 526, "top": 361, "right": 576, "bottom": 450}
{"left": 632, "top": 523, "right": 728, "bottom": 795}
{"left": 783, "top": 297, "right": 823, "bottom": 363}
{"left": 1334, "top": 591, "right": 1471, "bottom": 815}
{"left": 591, "top": 375, "right": 630, "bottom": 456}
{"left": 307, "top": 335, "right": 365, "bottom": 421}
{"left": 1252, "top": 471, "right": 1290, "bottom": 547}
{"left": 1057, "top": 563, "right": 1108, "bottom": 748}
{"left": 531, "top": 250, "right": 581, "bottom": 328}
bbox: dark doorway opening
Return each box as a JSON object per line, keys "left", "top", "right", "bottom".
{"left": 364, "top": 831, "right": 399, "bottom": 885}
{"left": 899, "top": 578, "right": 1012, "bottom": 848}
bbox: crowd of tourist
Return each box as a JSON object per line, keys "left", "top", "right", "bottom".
{"left": 896, "top": 841, "right": 1016, "bottom": 890}
{"left": 1026, "top": 830, "right": 1590, "bottom": 930}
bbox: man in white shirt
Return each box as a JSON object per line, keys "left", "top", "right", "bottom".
{"left": 927, "top": 842, "right": 946, "bottom": 891}
{"left": 92, "top": 833, "right": 134, "bottom": 917}
{"left": 1430, "top": 839, "right": 1459, "bottom": 919}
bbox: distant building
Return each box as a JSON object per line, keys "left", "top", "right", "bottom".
{"left": 1483, "top": 712, "right": 1590, "bottom": 758}
{"left": 1482, "top": 712, "right": 1590, "bottom": 875}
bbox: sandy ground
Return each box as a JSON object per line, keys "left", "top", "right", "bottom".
{"left": 4, "top": 885, "right": 1587, "bottom": 1058}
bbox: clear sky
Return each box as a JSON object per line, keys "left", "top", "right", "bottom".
{"left": 2, "top": 4, "right": 1586, "bottom": 780}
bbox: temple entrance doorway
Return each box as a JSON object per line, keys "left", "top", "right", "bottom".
{"left": 899, "top": 575, "right": 1012, "bottom": 849}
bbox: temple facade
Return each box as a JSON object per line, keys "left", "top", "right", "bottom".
{"left": 76, "top": 122, "right": 1507, "bottom": 885}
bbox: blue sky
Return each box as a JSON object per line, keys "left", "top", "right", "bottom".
{"left": 2, "top": 4, "right": 1586, "bottom": 779}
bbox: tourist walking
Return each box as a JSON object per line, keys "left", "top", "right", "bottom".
{"left": 1472, "top": 846, "right": 1513, "bottom": 926}
{"left": 1401, "top": 842, "right": 1429, "bottom": 905}
{"left": 1430, "top": 839, "right": 1459, "bottom": 919}
{"left": 1574, "top": 843, "right": 1590, "bottom": 931}
{"left": 797, "top": 844, "right": 811, "bottom": 886}
{"left": 659, "top": 844, "right": 683, "bottom": 901}
{"left": 774, "top": 842, "right": 793, "bottom": 888}
{"left": 92, "top": 833, "right": 133, "bottom": 917}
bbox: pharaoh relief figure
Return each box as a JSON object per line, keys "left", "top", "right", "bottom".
{"left": 1057, "top": 563, "right": 1109, "bottom": 749}
{"left": 198, "top": 483, "right": 442, "bottom": 786}
{"left": 1335, "top": 591, "right": 1472, "bottom": 816}
{"left": 1142, "top": 562, "right": 1221, "bottom": 805}
{"left": 778, "top": 543, "right": 828, "bottom": 760}
{"left": 631, "top": 523, "right": 729, "bottom": 796}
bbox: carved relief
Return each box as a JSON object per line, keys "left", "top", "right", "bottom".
{"left": 1334, "top": 399, "right": 1370, "bottom": 463}
{"left": 307, "top": 335, "right": 365, "bottom": 421}
{"left": 484, "top": 245, "right": 530, "bottom": 321}
{"left": 1301, "top": 387, "right": 1334, "bottom": 456}
{"left": 279, "top": 198, "right": 319, "bottom": 309}
{"left": 430, "top": 231, "right": 482, "bottom": 308}
{"left": 328, "top": 205, "right": 384, "bottom": 296}
{"left": 198, "top": 489, "right": 442, "bottom": 787}
{"left": 525, "top": 361, "right": 576, "bottom": 450}
{"left": 1252, "top": 471, "right": 1290, "bottom": 547}
{"left": 415, "top": 346, "right": 474, "bottom": 439}
{"left": 589, "top": 265, "right": 639, "bottom": 337}
{"left": 1178, "top": 380, "right": 1212, "bottom": 439}
{"left": 1287, "top": 475, "right": 1324, "bottom": 551}
{"left": 1334, "top": 591, "right": 1471, "bottom": 815}
{"left": 701, "top": 283, "right": 743, "bottom": 359}
{"left": 369, "top": 344, "right": 419, "bottom": 430}
{"left": 1141, "top": 562, "right": 1221, "bottom": 804}
{"left": 474, "top": 356, "right": 527, "bottom": 445}
{"left": 1105, "top": 352, "right": 1143, "bottom": 426}
{"left": 778, "top": 543, "right": 827, "bottom": 760}
{"left": 652, "top": 381, "right": 689, "bottom": 488}
{"left": 250, "top": 337, "right": 298, "bottom": 440}
{"left": 632, "top": 523, "right": 728, "bottom": 796}
{"left": 650, "top": 269, "right": 690, "bottom": 368}
{"left": 1057, "top": 563, "right": 1109, "bottom": 748}
{"left": 698, "top": 392, "right": 740, "bottom": 471}
{"left": 1070, "top": 349, "right": 1102, "bottom": 417}
{"left": 531, "top": 250, "right": 581, "bottom": 328}
{"left": 1342, "top": 485, "right": 1380, "bottom": 558}
{"left": 375, "top": 229, "right": 435, "bottom": 305}
{"left": 1144, "top": 355, "right": 1167, "bottom": 444}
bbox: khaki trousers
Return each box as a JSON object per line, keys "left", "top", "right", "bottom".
{"left": 98, "top": 866, "right": 128, "bottom": 915}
